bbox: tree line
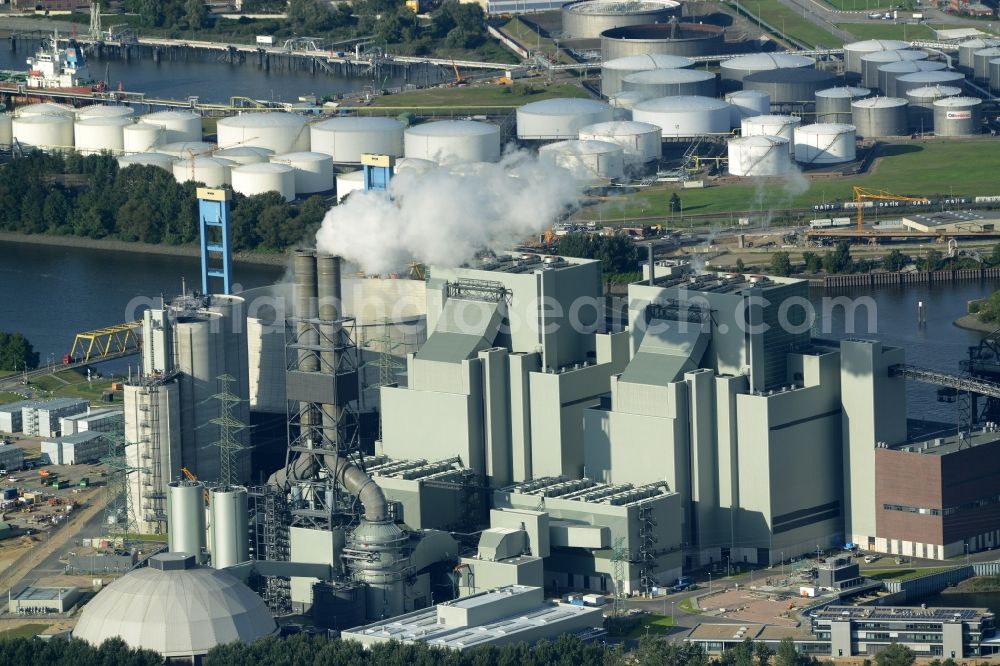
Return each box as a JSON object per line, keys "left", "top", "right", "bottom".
{"left": 0, "top": 153, "right": 326, "bottom": 253}
{"left": 761, "top": 242, "right": 1000, "bottom": 277}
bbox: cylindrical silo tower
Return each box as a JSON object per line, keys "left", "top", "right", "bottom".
{"left": 74, "top": 116, "right": 130, "bottom": 155}
{"left": 741, "top": 115, "right": 801, "bottom": 155}
{"left": 601, "top": 22, "right": 726, "bottom": 60}
{"left": 76, "top": 104, "right": 135, "bottom": 121}
{"left": 158, "top": 141, "right": 216, "bottom": 159}
{"left": 309, "top": 116, "right": 405, "bottom": 163}
{"left": 216, "top": 112, "right": 310, "bottom": 154}
{"left": 516, "top": 98, "right": 613, "bottom": 140}
{"left": 143, "top": 110, "right": 202, "bottom": 143}
{"left": 720, "top": 53, "right": 815, "bottom": 87}
{"left": 622, "top": 68, "right": 716, "bottom": 99}
{"left": 877, "top": 60, "right": 947, "bottom": 98}
{"left": 893, "top": 70, "right": 965, "bottom": 98}
{"left": 123, "top": 122, "right": 165, "bottom": 153}
{"left": 270, "top": 151, "right": 334, "bottom": 194}
{"left": 578, "top": 120, "right": 662, "bottom": 165}
{"left": 727, "top": 135, "right": 791, "bottom": 177}
{"left": 972, "top": 47, "right": 1000, "bottom": 82}
{"left": 539, "top": 139, "right": 626, "bottom": 180}
{"left": 209, "top": 486, "right": 249, "bottom": 569}
{"left": 851, "top": 97, "right": 908, "bottom": 137}
{"left": 12, "top": 115, "right": 74, "bottom": 151}
{"left": 815, "top": 87, "right": 871, "bottom": 123}
{"left": 991, "top": 58, "right": 1000, "bottom": 93}
{"left": 933, "top": 97, "right": 982, "bottom": 136}
{"left": 633, "top": 96, "right": 731, "bottom": 136}
{"left": 0, "top": 113, "right": 12, "bottom": 147}
{"left": 600, "top": 53, "right": 692, "bottom": 97}
{"left": 117, "top": 153, "right": 178, "bottom": 172}
{"left": 725, "top": 90, "right": 770, "bottom": 127}
{"left": 743, "top": 68, "right": 837, "bottom": 106}
{"left": 231, "top": 162, "right": 296, "bottom": 201}
{"left": 173, "top": 156, "right": 234, "bottom": 187}
{"left": 860, "top": 49, "right": 928, "bottom": 90}
{"left": 168, "top": 480, "right": 207, "bottom": 563}
{"left": 905, "top": 85, "right": 962, "bottom": 132}
{"left": 215, "top": 146, "right": 274, "bottom": 166}
{"left": 403, "top": 120, "right": 502, "bottom": 163}
{"left": 842, "top": 40, "right": 909, "bottom": 79}
{"left": 794, "top": 123, "right": 856, "bottom": 164}
{"left": 562, "top": 0, "right": 681, "bottom": 39}
{"left": 958, "top": 38, "right": 1000, "bottom": 75}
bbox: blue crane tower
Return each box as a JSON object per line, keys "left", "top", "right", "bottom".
{"left": 197, "top": 187, "right": 233, "bottom": 295}
{"left": 361, "top": 153, "right": 395, "bottom": 193}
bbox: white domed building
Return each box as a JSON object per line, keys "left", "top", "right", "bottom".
{"left": 73, "top": 552, "right": 276, "bottom": 660}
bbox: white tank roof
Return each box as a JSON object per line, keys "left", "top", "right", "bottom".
{"left": 76, "top": 116, "right": 132, "bottom": 128}
{"left": 405, "top": 119, "right": 499, "bottom": 137}
{"left": 722, "top": 53, "right": 815, "bottom": 70}
{"left": 217, "top": 112, "right": 306, "bottom": 129}
{"left": 933, "top": 96, "right": 981, "bottom": 108}
{"left": 73, "top": 553, "right": 276, "bottom": 658}
{"left": 844, "top": 39, "right": 909, "bottom": 52}
{"left": 797, "top": 122, "right": 856, "bottom": 133}
{"left": 743, "top": 114, "right": 801, "bottom": 125}
{"left": 271, "top": 150, "right": 329, "bottom": 163}
{"left": 15, "top": 102, "right": 75, "bottom": 118}
{"left": 158, "top": 141, "right": 217, "bottom": 157}
{"left": 215, "top": 146, "right": 275, "bottom": 163}
{"left": 313, "top": 116, "right": 404, "bottom": 132}
{"left": 578, "top": 120, "right": 660, "bottom": 135}
{"left": 633, "top": 95, "right": 729, "bottom": 112}
{"left": 603, "top": 54, "right": 693, "bottom": 70}
{"left": 117, "top": 153, "right": 177, "bottom": 171}
{"left": 542, "top": 139, "right": 623, "bottom": 154}
{"left": 624, "top": 68, "right": 714, "bottom": 84}
{"left": 76, "top": 104, "right": 135, "bottom": 120}
{"left": 731, "top": 134, "right": 789, "bottom": 147}
{"left": 519, "top": 98, "right": 612, "bottom": 115}
{"left": 395, "top": 157, "right": 436, "bottom": 173}
{"left": 860, "top": 49, "right": 928, "bottom": 64}
{"left": 906, "top": 85, "right": 962, "bottom": 98}
{"left": 853, "top": 97, "right": 907, "bottom": 109}
{"left": 816, "top": 86, "right": 871, "bottom": 98}
{"left": 144, "top": 110, "right": 200, "bottom": 121}
{"left": 727, "top": 90, "right": 769, "bottom": 100}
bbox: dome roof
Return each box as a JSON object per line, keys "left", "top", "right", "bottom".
{"left": 74, "top": 553, "right": 276, "bottom": 658}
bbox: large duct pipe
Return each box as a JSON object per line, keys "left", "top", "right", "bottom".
{"left": 293, "top": 251, "right": 318, "bottom": 448}
{"left": 316, "top": 253, "right": 342, "bottom": 447}
{"left": 647, "top": 244, "right": 655, "bottom": 286}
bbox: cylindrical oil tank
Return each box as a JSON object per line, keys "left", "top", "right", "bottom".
{"left": 600, "top": 53, "right": 693, "bottom": 97}
{"left": 14, "top": 102, "right": 75, "bottom": 118}
{"left": 76, "top": 104, "right": 135, "bottom": 120}
{"left": 905, "top": 85, "right": 962, "bottom": 131}
{"left": 578, "top": 120, "right": 662, "bottom": 164}
{"left": 959, "top": 38, "right": 1000, "bottom": 75}
{"left": 158, "top": 141, "right": 216, "bottom": 158}
{"left": 168, "top": 480, "right": 206, "bottom": 563}
{"left": 878, "top": 60, "right": 947, "bottom": 98}
{"left": 561, "top": 0, "right": 681, "bottom": 39}
{"left": 609, "top": 90, "right": 650, "bottom": 120}
{"left": 310, "top": 116, "right": 405, "bottom": 163}
{"left": 142, "top": 110, "right": 202, "bottom": 143}
{"left": 215, "top": 145, "right": 274, "bottom": 165}
{"left": 117, "top": 152, "right": 177, "bottom": 172}
{"left": 395, "top": 157, "right": 436, "bottom": 175}
{"left": 743, "top": 68, "right": 837, "bottom": 105}
{"left": 815, "top": 86, "right": 871, "bottom": 123}
{"left": 209, "top": 486, "right": 249, "bottom": 569}
{"left": 336, "top": 169, "right": 365, "bottom": 200}
{"left": 893, "top": 70, "right": 966, "bottom": 98}
{"left": 0, "top": 113, "right": 11, "bottom": 147}
{"left": 539, "top": 139, "right": 625, "bottom": 180}
{"left": 123, "top": 122, "right": 164, "bottom": 153}
{"left": 270, "top": 151, "right": 334, "bottom": 193}
{"left": 12, "top": 115, "right": 73, "bottom": 151}
{"left": 231, "top": 162, "right": 296, "bottom": 201}
{"left": 172, "top": 156, "right": 234, "bottom": 187}
{"left": 842, "top": 39, "right": 909, "bottom": 77}
{"left": 741, "top": 114, "right": 801, "bottom": 154}
{"left": 216, "top": 112, "right": 310, "bottom": 153}
{"left": 933, "top": 97, "right": 982, "bottom": 136}
{"left": 727, "top": 135, "right": 791, "bottom": 177}
{"left": 992, "top": 58, "right": 1000, "bottom": 93}
{"left": 860, "top": 49, "right": 928, "bottom": 90}
{"left": 720, "top": 53, "right": 815, "bottom": 86}
{"left": 725, "top": 90, "right": 770, "bottom": 127}
{"left": 601, "top": 22, "right": 726, "bottom": 60}
{"left": 622, "top": 68, "right": 716, "bottom": 99}
{"left": 403, "top": 120, "right": 501, "bottom": 163}
{"left": 793, "top": 123, "right": 856, "bottom": 164}
{"left": 851, "top": 97, "right": 908, "bottom": 137}
{"left": 516, "top": 98, "right": 613, "bottom": 140}
{"left": 74, "top": 116, "right": 130, "bottom": 154}
{"left": 972, "top": 47, "right": 1000, "bottom": 81}
{"left": 633, "top": 95, "right": 731, "bottom": 136}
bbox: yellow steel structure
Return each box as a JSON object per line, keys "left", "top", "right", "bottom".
{"left": 852, "top": 187, "right": 931, "bottom": 232}
{"left": 69, "top": 321, "right": 142, "bottom": 362}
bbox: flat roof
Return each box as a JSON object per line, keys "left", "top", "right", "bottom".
{"left": 45, "top": 431, "right": 105, "bottom": 445}
{"left": 503, "top": 476, "right": 671, "bottom": 507}
{"left": 12, "top": 586, "right": 78, "bottom": 601}
{"left": 645, "top": 271, "right": 805, "bottom": 295}
{"left": 902, "top": 211, "right": 999, "bottom": 227}
{"left": 31, "top": 398, "right": 89, "bottom": 411}
{"left": 0, "top": 400, "right": 42, "bottom": 413}
{"left": 688, "top": 623, "right": 765, "bottom": 641}
{"left": 459, "top": 252, "right": 596, "bottom": 275}
{"left": 62, "top": 408, "right": 122, "bottom": 422}
{"left": 814, "top": 606, "right": 992, "bottom": 622}
{"left": 889, "top": 428, "right": 1000, "bottom": 457}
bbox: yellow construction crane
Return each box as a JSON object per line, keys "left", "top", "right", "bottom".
{"left": 180, "top": 467, "right": 209, "bottom": 502}
{"left": 852, "top": 186, "right": 930, "bottom": 232}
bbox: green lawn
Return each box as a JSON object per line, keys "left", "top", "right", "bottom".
{"left": 627, "top": 613, "right": 677, "bottom": 638}
{"left": 733, "top": 0, "right": 841, "bottom": 48}
{"left": 825, "top": 0, "right": 916, "bottom": 10}
{"left": 0, "top": 623, "right": 50, "bottom": 640}
{"left": 0, "top": 391, "right": 27, "bottom": 406}
{"left": 579, "top": 140, "right": 1000, "bottom": 223}
{"left": 25, "top": 369, "right": 120, "bottom": 406}
{"left": 679, "top": 597, "right": 704, "bottom": 614}
{"left": 502, "top": 17, "right": 557, "bottom": 54}
{"left": 867, "top": 567, "right": 953, "bottom": 581}
{"left": 350, "top": 81, "right": 588, "bottom": 111}
{"left": 836, "top": 22, "right": 944, "bottom": 41}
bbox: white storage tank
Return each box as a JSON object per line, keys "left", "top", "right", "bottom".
{"left": 0, "top": 113, "right": 12, "bottom": 147}
{"left": 117, "top": 152, "right": 178, "bottom": 172}
{"left": 270, "top": 151, "right": 334, "bottom": 194}
{"left": 933, "top": 96, "right": 982, "bottom": 136}
{"left": 215, "top": 146, "right": 274, "bottom": 165}
{"left": 725, "top": 90, "right": 770, "bottom": 127}
{"left": 842, "top": 39, "right": 909, "bottom": 77}
{"left": 14, "top": 102, "right": 75, "bottom": 118}
{"left": 209, "top": 487, "right": 249, "bottom": 569}
{"left": 600, "top": 53, "right": 693, "bottom": 97}
{"left": 906, "top": 85, "right": 963, "bottom": 131}
{"left": 539, "top": 139, "right": 625, "bottom": 180}
{"left": 893, "top": 70, "right": 965, "bottom": 98}
{"left": 851, "top": 97, "right": 908, "bottom": 137}
{"left": 516, "top": 98, "right": 613, "bottom": 140}
{"left": 859, "top": 49, "right": 928, "bottom": 90}
{"left": 877, "top": 60, "right": 948, "bottom": 98}
{"left": 973, "top": 46, "right": 1000, "bottom": 80}
{"left": 142, "top": 110, "right": 202, "bottom": 143}
{"left": 74, "top": 116, "right": 131, "bottom": 154}
{"left": 12, "top": 114, "right": 74, "bottom": 151}
{"left": 309, "top": 116, "right": 405, "bottom": 163}
{"left": 578, "top": 120, "right": 662, "bottom": 164}
{"left": 562, "top": 0, "right": 682, "bottom": 39}
{"left": 727, "top": 135, "right": 791, "bottom": 177}
{"left": 621, "top": 68, "right": 716, "bottom": 99}
{"left": 991, "top": 57, "right": 1000, "bottom": 93}
{"left": 123, "top": 122, "right": 164, "bottom": 153}
{"left": 633, "top": 96, "right": 730, "bottom": 136}
{"left": 173, "top": 156, "right": 234, "bottom": 187}
{"left": 403, "top": 120, "right": 502, "bottom": 163}
{"left": 815, "top": 86, "right": 871, "bottom": 123}
{"left": 719, "top": 53, "right": 815, "bottom": 85}
{"left": 395, "top": 157, "right": 436, "bottom": 175}
{"left": 231, "top": 162, "right": 296, "bottom": 201}
{"left": 609, "top": 90, "right": 650, "bottom": 120}
{"left": 741, "top": 114, "right": 801, "bottom": 155}
{"left": 76, "top": 104, "right": 135, "bottom": 120}
{"left": 794, "top": 123, "right": 856, "bottom": 164}
{"left": 336, "top": 169, "right": 365, "bottom": 200}
{"left": 216, "top": 112, "right": 310, "bottom": 154}
{"left": 959, "top": 38, "right": 1000, "bottom": 74}
{"left": 158, "top": 141, "right": 216, "bottom": 158}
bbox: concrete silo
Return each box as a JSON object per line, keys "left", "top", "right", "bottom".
{"left": 794, "top": 123, "right": 856, "bottom": 164}
{"left": 562, "top": 0, "right": 681, "bottom": 39}
{"left": 216, "top": 112, "right": 310, "bottom": 154}
{"left": 231, "top": 162, "right": 296, "bottom": 201}
{"left": 932, "top": 97, "right": 982, "bottom": 136}
{"left": 601, "top": 53, "right": 692, "bottom": 97}
{"left": 815, "top": 87, "right": 870, "bottom": 123}
{"left": 209, "top": 486, "right": 249, "bottom": 569}
{"left": 517, "top": 98, "right": 613, "bottom": 140}
{"left": 403, "top": 119, "right": 502, "bottom": 163}
{"left": 310, "top": 116, "right": 405, "bottom": 163}
{"left": 632, "top": 95, "right": 731, "bottom": 136}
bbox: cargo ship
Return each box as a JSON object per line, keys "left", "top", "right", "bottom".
{"left": 0, "top": 33, "right": 106, "bottom": 102}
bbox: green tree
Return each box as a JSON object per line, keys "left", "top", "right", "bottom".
{"left": 823, "top": 241, "right": 854, "bottom": 274}
{"left": 0, "top": 332, "right": 39, "bottom": 371}
{"left": 185, "top": 0, "right": 209, "bottom": 29}
{"left": 802, "top": 251, "right": 822, "bottom": 274}
{"left": 920, "top": 248, "right": 944, "bottom": 271}
{"left": 735, "top": 258, "right": 746, "bottom": 273}
{"left": 774, "top": 638, "right": 802, "bottom": 666}
{"left": 288, "top": 0, "right": 334, "bottom": 32}
{"left": 882, "top": 249, "right": 907, "bottom": 272}
{"left": 989, "top": 243, "right": 1000, "bottom": 267}
{"left": 977, "top": 290, "right": 1000, "bottom": 323}
{"left": 669, "top": 193, "right": 681, "bottom": 212}
{"left": 874, "top": 643, "right": 916, "bottom": 666}
{"left": 769, "top": 252, "right": 792, "bottom": 277}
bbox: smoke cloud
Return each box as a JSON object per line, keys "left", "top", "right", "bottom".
{"left": 315, "top": 149, "right": 583, "bottom": 275}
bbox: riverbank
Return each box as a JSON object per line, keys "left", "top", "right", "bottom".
{"left": 0, "top": 231, "right": 289, "bottom": 267}
{"left": 943, "top": 575, "right": 1000, "bottom": 594}
{"left": 954, "top": 313, "right": 997, "bottom": 334}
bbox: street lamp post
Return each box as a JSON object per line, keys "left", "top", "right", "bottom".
{"left": 780, "top": 551, "right": 784, "bottom": 577}
{"left": 965, "top": 542, "right": 970, "bottom": 565}
{"left": 709, "top": 572, "right": 712, "bottom": 592}
{"left": 671, "top": 601, "right": 676, "bottom": 625}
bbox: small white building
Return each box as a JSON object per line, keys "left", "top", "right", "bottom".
{"left": 41, "top": 431, "right": 105, "bottom": 465}
{"left": 8, "top": 586, "right": 81, "bottom": 614}
{"left": 22, "top": 398, "right": 89, "bottom": 437}
{"left": 0, "top": 443, "right": 25, "bottom": 471}
{"left": 0, "top": 400, "right": 39, "bottom": 433}
{"left": 60, "top": 408, "right": 123, "bottom": 436}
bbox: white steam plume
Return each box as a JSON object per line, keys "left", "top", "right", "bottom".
{"left": 315, "top": 149, "right": 582, "bottom": 275}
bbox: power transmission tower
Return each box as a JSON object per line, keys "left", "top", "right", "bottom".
{"left": 211, "top": 373, "right": 246, "bottom": 487}
{"left": 101, "top": 421, "right": 141, "bottom": 548}
{"left": 611, "top": 536, "right": 627, "bottom": 618}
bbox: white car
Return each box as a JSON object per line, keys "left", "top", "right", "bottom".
{"left": 864, "top": 555, "right": 880, "bottom": 563}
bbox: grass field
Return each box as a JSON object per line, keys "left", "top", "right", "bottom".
{"left": 867, "top": 567, "right": 953, "bottom": 581}
{"left": 0, "top": 392, "right": 26, "bottom": 406}
{"left": 679, "top": 597, "right": 704, "bottom": 614}
{"left": 24, "top": 369, "right": 120, "bottom": 406}
{"left": 836, "top": 22, "right": 942, "bottom": 41}
{"left": 0, "top": 623, "right": 49, "bottom": 640}
{"left": 626, "top": 613, "right": 676, "bottom": 638}
{"left": 351, "top": 81, "right": 587, "bottom": 110}
{"left": 579, "top": 140, "right": 1000, "bottom": 223}
{"left": 825, "top": 0, "right": 916, "bottom": 10}
{"left": 502, "top": 17, "right": 557, "bottom": 54}
{"left": 733, "top": 0, "right": 841, "bottom": 48}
